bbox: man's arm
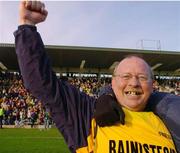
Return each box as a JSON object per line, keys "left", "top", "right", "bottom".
{"left": 15, "top": 1, "right": 95, "bottom": 152}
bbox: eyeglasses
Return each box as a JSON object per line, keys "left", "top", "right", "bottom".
{"left": 113, "top": 73, "right": 151, "bottom": 82}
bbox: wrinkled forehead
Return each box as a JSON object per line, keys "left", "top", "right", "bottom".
{"left": 115, "top": 57, "right": 151, "bottom": 75}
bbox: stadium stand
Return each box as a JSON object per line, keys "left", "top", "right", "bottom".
{"left": 0, "top": 43, "right": 180, "bottom": 75}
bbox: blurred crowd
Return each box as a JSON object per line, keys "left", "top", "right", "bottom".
{"left": 153, "top": 77, "right": 180, "bottom": 95}
{"left": 0, "top": 72, "right": 51, "bottom": 128}
{"left": 0, "top": 71, "right": 179, "bottom": 127}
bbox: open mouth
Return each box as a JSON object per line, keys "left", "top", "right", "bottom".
{"left": 125, "top": 91, "right": 142, "bottom": 95}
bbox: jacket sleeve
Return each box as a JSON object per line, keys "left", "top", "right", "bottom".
{"left": 147, "top": 92, "right": 180, "bottom": 152}
{"left": 14, "top": 25, "right": 95, "bottom": 152}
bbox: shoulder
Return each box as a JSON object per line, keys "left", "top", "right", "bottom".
{"left": 146, "top": 92, "right": 179, "bottom": 111}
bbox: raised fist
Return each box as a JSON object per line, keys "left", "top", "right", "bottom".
{"left": 19, "top": 1, "right": 48, "bottom": 25}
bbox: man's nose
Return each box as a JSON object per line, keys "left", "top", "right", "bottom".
{"left": 128, "top": 76, "right": 141, "bottom": 87}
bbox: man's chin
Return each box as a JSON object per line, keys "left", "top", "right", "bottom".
{"left": 123, "top": 100, "right": 144, "bottom": 111}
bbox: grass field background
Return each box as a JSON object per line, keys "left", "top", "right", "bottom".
{"left": 0, "top": 128, "right": 70, "bottom": 153}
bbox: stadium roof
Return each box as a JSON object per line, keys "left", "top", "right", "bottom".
{"left": 0, "top": 43, "right": 180, "bottom": 75}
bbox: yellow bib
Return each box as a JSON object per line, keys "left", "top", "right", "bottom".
{"left": 93, "top": 108, "right": 176, "bottom": 153}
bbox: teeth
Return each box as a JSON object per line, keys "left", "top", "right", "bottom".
{"left": 131, "top": 92, "right": 137, "bottom": 95}
{"left": 126, "top": 91, "right": 141, "bottom": 95}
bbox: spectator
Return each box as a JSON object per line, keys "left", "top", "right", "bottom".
{"left": 0, "top": 105, "right": 4, "bottom": 128}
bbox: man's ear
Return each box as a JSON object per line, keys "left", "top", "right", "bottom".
{"left": 111, "top": 77, "right": 118, "bottom": 100}
{"left": 111, "top": 77, "right": 115, "bottom": 90}
{"left": 152, "top": 80, "right": 157, "bottom": 91}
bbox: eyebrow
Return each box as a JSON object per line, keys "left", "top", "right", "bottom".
{"left": 115, "top": 72, "right": 149, "bottom": 76}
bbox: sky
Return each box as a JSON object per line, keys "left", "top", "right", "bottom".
{"left": 0, "top": 1, "right": 180, "bottom": 52}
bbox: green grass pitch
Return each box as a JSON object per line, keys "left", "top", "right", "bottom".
{"left": 0, "top": 128, "right": 70, "bottom": 153}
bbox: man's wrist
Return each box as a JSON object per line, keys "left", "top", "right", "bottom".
{"left": 19, "top": 19, "right": 35, "bottom": 26}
